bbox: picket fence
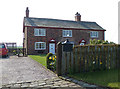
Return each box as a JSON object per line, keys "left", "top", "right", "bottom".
{"left": 56, "top": 43, "right": 120, "bottom": 75}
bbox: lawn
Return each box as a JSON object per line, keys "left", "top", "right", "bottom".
{"left": 29, "top": 54, "right": 47, "bottom": 67}
{"left": 68, "top": 69, "right": 120, "bottom": 88}
{"left": 29, "top": 55, "right": 120, "bottom": 88}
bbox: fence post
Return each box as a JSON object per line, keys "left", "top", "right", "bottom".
{"left": 23, "top": 48, "right": 24, "bottom": 56}
{"left": 117, "top": 45, "right": 120, "bottom": 83}
{"left": 117, "top": 45, "right": 120, "bottom": 68}
{"left": 56, "top": 42, "right": 62, "bottom": 76}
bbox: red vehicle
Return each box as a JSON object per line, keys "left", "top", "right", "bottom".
{"left": 0, "top": 43, "right": 8, "bottom": 57}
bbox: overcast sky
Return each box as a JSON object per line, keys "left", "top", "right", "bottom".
{"left": 0, "top": 0, "right": 119, "bottom": 46}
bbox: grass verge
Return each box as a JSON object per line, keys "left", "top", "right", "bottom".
{"left": 29, "top": 54, "right": 47, "bottom": 67}
{"left": 68, "top": 69, "right": 119, "bottom": 88}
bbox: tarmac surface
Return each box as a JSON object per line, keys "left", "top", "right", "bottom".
{"left": 0, "top": 56, "right": 105, "bottom": 89}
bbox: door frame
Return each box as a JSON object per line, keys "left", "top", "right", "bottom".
{"left": 48, "top": 39, "right": 56, "bottom": 54}
{"left": 49, "top": 43, "right": 55, "bottom": 54}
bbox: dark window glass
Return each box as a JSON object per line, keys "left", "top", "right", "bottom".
{"left": 0, "top": 44, "right": 5, "bottom": 48}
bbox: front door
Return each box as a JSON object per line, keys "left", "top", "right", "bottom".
{"left": 49, "top": 43, "right": 55, "bottom": 54}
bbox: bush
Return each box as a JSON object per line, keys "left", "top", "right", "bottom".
{"left": 13, "top": 50, "right": 17, "bottom": 55}
{"left": 90, "top": 39, "right": 115, "bottom": 44}
{"left": 46, "top": 53, "right": 56, "bottom": 71}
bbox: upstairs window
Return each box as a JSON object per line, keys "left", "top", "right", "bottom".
{"left": 35, "top": 42, "right": 46, "bottom": 50}
{"left": 34, "top": 28, "right": 46, "bottom": 36}
{"left": 90, "top": 31, "right": 98, "bottom": 38}
{"left": 63, "top": 30, "right": 72, "bottom": 37}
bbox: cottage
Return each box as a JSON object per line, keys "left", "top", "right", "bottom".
{"left": 23, "top": 7, "right": 106, "bottom": 55}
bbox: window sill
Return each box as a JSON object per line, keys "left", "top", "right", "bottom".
{"left": 63, "top": 36, "right": 72, "bottom": 37}
{"left": 35, "top": 49, "right": 46, "bottom": 50}
{"left": 90, "top": 37, "right": 98, "bottom": 38}
{"left": 34, "top": 35, "right": 46, "bottom": 37}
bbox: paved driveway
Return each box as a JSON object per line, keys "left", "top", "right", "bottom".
{"left": 1, "top": 56, "right": 57, "bottom": 85}
{"left": 0, "top": 56, "right": 101, "bottom": 89}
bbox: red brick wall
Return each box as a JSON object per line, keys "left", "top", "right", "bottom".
{"left": 25, "top": 27, "right": 104, "bottom": 55}
{"left": 23, "top": 27, "right": 28, "bottom": 55}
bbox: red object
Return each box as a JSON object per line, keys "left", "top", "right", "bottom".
{"left": 0, "top": 43, "right": 8, "bottom": 56}
{"left": 79, "top": 39, "right": 86, "bottom": 45}
{"left": 49, "top": 38, "right": 56, "bottom": 43}
{"left": 79, "top": 39, "right": 86, "bottom": 43}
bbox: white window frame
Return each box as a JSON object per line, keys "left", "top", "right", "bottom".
{"left": 90, "top": 31, "right": 98, "bottom": 38}
{"left": 35, "top": 42, "right": 46, "bottom": 50}
{"left": 63, "top": 30, "right": 72, "bottom": 37}
{"left": 34, "top": 28, "right": 46, "bottom": 36}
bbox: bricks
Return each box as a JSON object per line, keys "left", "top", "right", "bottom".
{"left": 2, "top": 76, "right": 105, "bottom": 89}
{"left": 2, "top": 77, "right": 82, "bottom": 88}
{"left": 24, "top": 27, "right": 104, "bottom": 55}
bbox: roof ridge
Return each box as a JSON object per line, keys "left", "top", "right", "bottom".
{"left": 25, "top": 17, "right": 96, "bottom": 23}
{"left": 24, "top": 17, "right": 105, "bottom": 31}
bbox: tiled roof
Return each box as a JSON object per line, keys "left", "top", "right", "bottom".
{"left": 24, "top": 17, "right": 105, "bottom": 30}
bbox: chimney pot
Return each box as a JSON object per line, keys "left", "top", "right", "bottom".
{"left": 75, "top": 12, "right": 81, "bottom": 21}
{"left": 26, "top": 7, "right": 29, "bottom": 17}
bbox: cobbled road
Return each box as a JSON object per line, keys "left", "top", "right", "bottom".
{"left": 0, "top": 56, "right": 104, "bottom": 89}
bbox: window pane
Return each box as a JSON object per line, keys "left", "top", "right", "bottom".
{"left": 34, "top": 28, "right": 46, "bottom": 36}
{"left": 35, "top": 42, "right": 46, "bottom": 50}
{"left": 63, "top": 30, "right": 72, "bottom": 37}
{"left": 0, "top": 44, "right": 5, "bottom": 48}
{"left": 95, "top": 32, "right": 97, "bottom": 36}
{"left": 36, "top": 43, "right": 39, "bottom": 49}
{"left": 42, "top": 43, "right": 45, "bottom": 49}
{"left": 41, "top": 43, "right": 46, "bottom": 49}
{"left": 90, "top": 32, "right": 92, "bottom": 36}
{"left": 39, "top": 29, "right": 45, "bottom": 36}
{"left": 63, "top": 30, "right": 65, "bottom": 36}
{"left": 43, "top": 29, "right": 45, "bottom": 36}
{"left": 41, "top": 43, "right": 43, "bottom": 49}
{"left": 90, "top": 31, "right": 98, "bottom": 37}
{"left": 66, "top": 31, "right": 69, "bottom": 36}
{"left": 39, "top": 43, "right": 41, "bottom": 49}
{"left": 42, "top": 29, "right": 44, "bottom": 36}
{"left": 69, "top": 30, "right": 72, "bottom": 36}
{"left": 64, "top": 30, "right": 66, "bottom": 36}
{"left": 39, "top": 29, "right": 42, "bottom": 35}
{"left": 34, "top": 29, "right": 39, "bottom": 36}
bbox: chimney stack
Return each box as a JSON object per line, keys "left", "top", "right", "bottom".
{"left": 75, "top": 12, "right": 81, "bottom": 21}
{"left": 26, "top": 7, "right": 29, "bottom": 17}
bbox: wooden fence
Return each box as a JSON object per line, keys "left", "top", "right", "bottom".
{"left": 56, "top": 43, "right": 120, "bottom": 76}
{"left": 8, "top": 48, "right": 27, "bottom": 57}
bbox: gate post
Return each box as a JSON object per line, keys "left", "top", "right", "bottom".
{"left": 23, "top": 48, "right": 24, "bottom": 56}
{"left": 56, "top": 42, "right": 62, "bottom": 76}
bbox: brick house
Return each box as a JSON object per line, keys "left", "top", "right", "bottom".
{"left": 23, "top": 7, "right": 106, "bottom": 55}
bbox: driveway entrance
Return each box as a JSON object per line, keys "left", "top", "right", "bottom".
{"left": 1, "top": 56, "right": 85, "bottom": 88}
{"left": 1, "top": 56, "right": 57, "bottom": 85}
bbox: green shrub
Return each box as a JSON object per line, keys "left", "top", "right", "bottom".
{"left": 90, "top": 39, "right": 115, "bottom": 44}
{"left": 46, "top": 53, "right": 56, "bottom": 71}
{"left": 13, "top": 50, "right": 17, "bottom": 55}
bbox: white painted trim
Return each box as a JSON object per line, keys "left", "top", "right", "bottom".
{"left": 49, "top": 43, "right": 55, "bottom": 54}
{"left": 90, "top": 31, "right": 98, "bottom": 38}
{"left": 34, "top": 28, "right": 46, "bottom": 36}
{"left": 62, "top": 30, "right": 72, "bottom": 37}
{"left": 35, "top": 42, "right": 46, "bottom": 50}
